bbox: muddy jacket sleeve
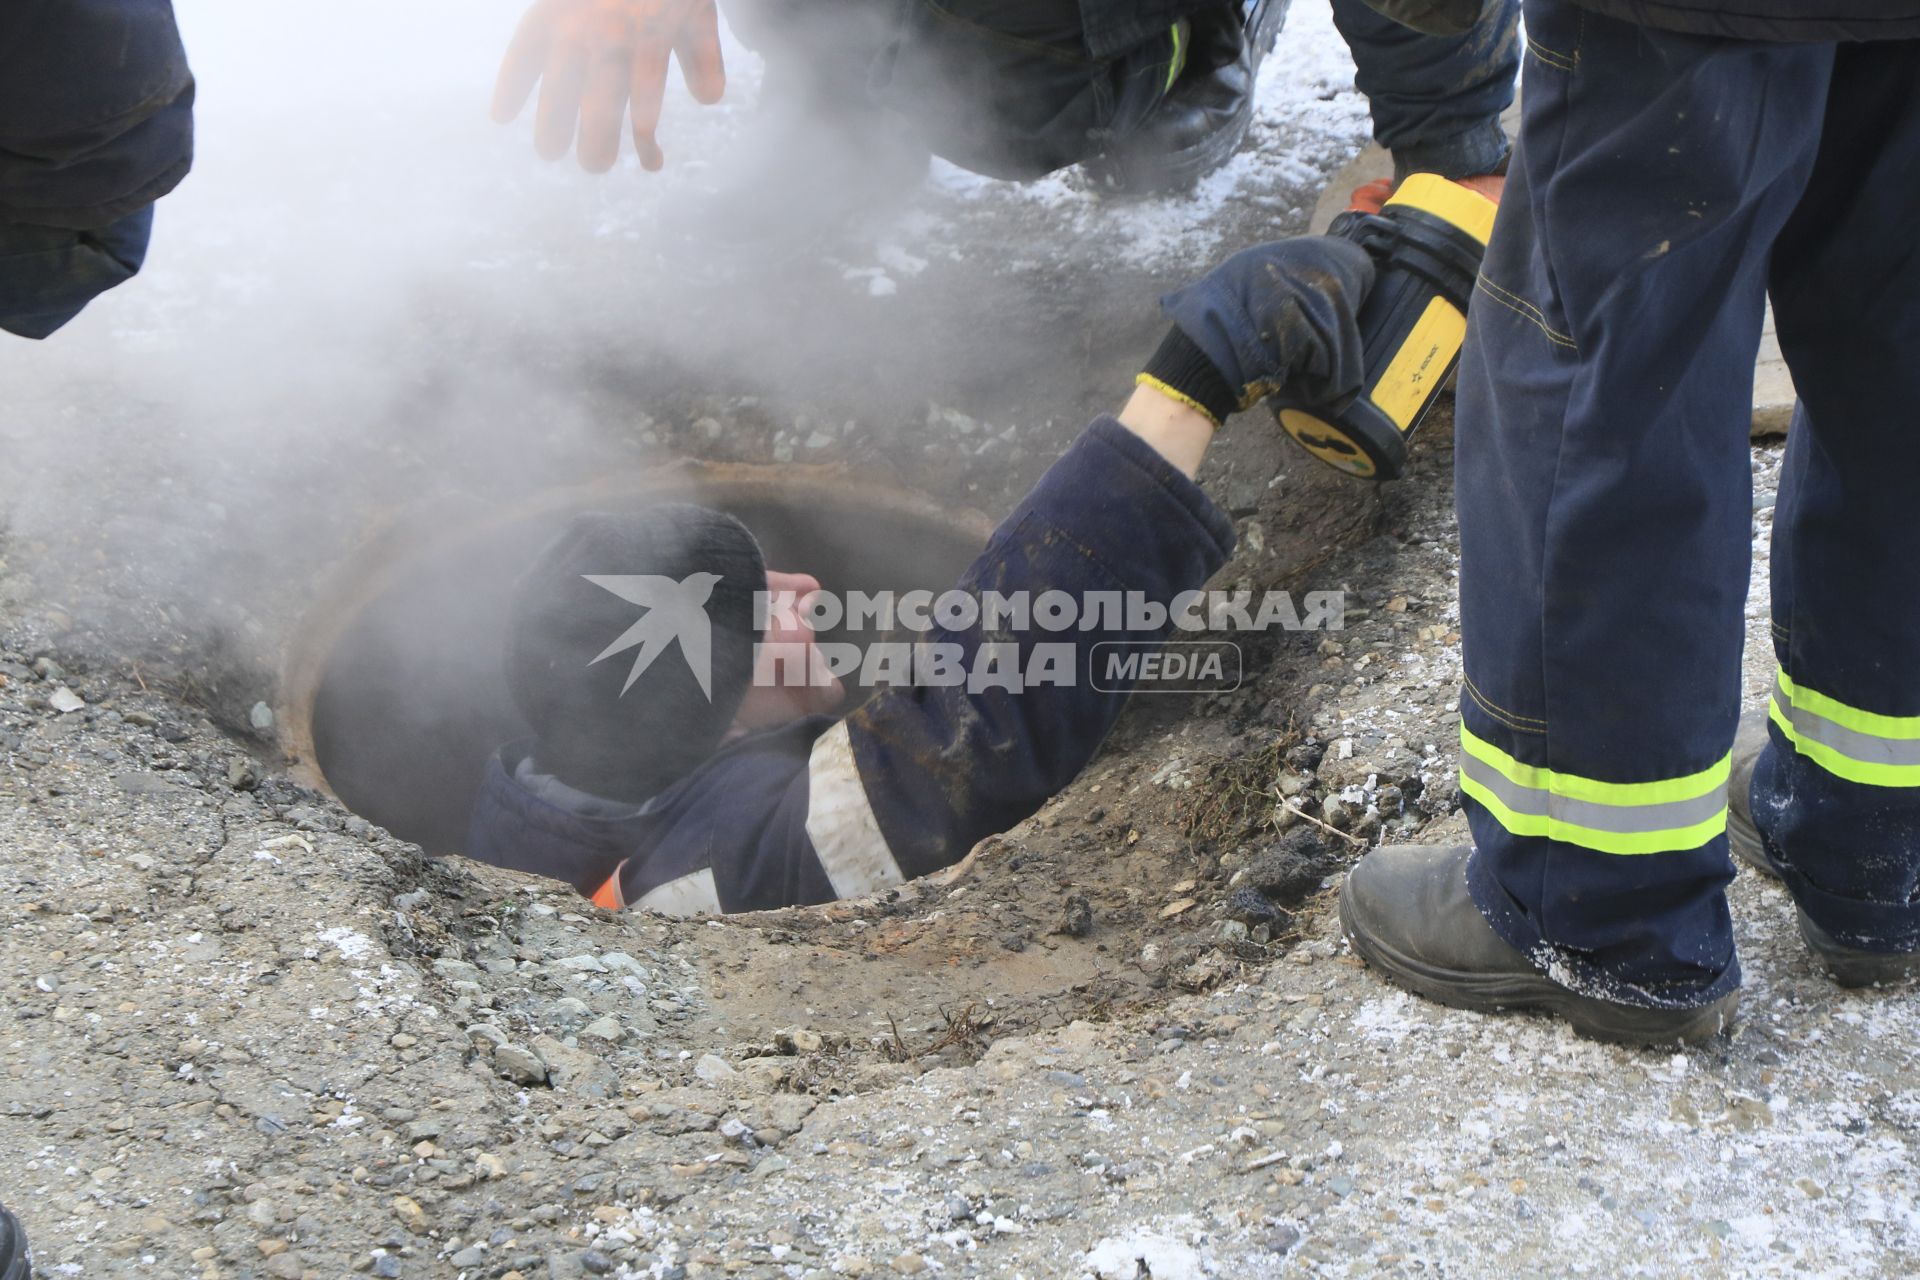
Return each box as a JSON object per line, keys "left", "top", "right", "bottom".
{"left": 590, "top": 414, "right": 1237, "bottom": 913}
{"left": 0, "top": 0, "right": 194, "bottom": 337}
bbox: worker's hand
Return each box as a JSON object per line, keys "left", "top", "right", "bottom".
{"left": 1138, "top": 236, "right": 1377, "bottom": 427}
{"left": 491, "top": 0, "right": 727, "bottom": 173}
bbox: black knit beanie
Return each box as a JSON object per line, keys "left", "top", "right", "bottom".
{"left": 506, "top": 506, "right": 765, "bottom": 803}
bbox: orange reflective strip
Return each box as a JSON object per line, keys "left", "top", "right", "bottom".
{"left": 590, "top": 865, "right": 626, "bottom": 911}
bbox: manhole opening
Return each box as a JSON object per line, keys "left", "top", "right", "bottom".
{"left": 281, "top": 466, "right": 990, "bottom": 855}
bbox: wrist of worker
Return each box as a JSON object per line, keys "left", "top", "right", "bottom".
{"left": 1116, "top": 382, "right": 1217, "bottom": 481}
{"left": 1136, "top": 326, "right": 1243, "bottom": 429}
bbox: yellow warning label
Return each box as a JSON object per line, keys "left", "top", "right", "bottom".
{"left": 1279, "top": 409, "right": 1377, "bottom": 478}
{"left": 1371, "top": 296, "right": 1466, "bottom": 431}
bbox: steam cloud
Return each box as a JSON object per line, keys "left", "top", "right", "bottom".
{"left": 0, "top": 0, "right": 1363, "bottom": 727}
{"left": 0, "top": 0, "right": 1017, "bottom": 679}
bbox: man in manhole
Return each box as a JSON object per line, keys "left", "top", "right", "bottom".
{"left": 467, "top": 232, "right": 1375, "bottom": 913}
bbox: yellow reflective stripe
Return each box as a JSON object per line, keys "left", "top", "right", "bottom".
{"left": 1164, "top": 22, "right": 1186, "bottom": 94}
{"left": 1776, "top": 668, "right": 1920, "bottom": 740}
{"left": 1459, "top": 772, "right": 1727, "bottom": 856}
{"left": 1459, "top": 724, "right": 1730, "bottom": 807}
{"left": 1768, "top": 696, "right": 1920, "bottom": 789}
{"left": 1458, "top": 723, "right": 1728, "bottom": 855}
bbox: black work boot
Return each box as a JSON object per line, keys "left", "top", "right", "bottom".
{"left": 1084, "top": 0, "right": 1292, "bottom": 195}
{"left": 1729, "top": 713, "right": 1920, "bottom": 988}
{"left": 1340, "top": 843, "right": 1740, "bottom": 1045}
{"left": 0, "top": 1202, "right": 30, "bottom": 1280}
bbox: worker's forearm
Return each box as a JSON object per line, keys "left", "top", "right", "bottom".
{"left": 841, "top": 415, "right": 1236, "bottom": 881}
{"left": 1116, "top": 383, "right": 1217, "bottom": 479}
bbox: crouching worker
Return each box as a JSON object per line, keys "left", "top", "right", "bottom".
{"left": 467, "top": 236, "right": 1373, "bottom": 914}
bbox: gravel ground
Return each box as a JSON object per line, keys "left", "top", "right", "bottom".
{"left": 9, "top": 422, "right": 1917, "bottom": 1280}
{"left": 4, "top": 2, "right": 1917, "bottom": 1277}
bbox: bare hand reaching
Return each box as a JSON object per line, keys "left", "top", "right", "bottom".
{"left": 491, "top": 0, "right": 726, "bottom": 173}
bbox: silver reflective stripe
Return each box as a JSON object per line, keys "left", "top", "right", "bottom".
{"left": 1457, "top": 751, "right": 1726, "bottom": 835}
{"left": 1773, "top": 670, "right": 1920, "bottom": 767}
{"left": 804, "top": 720, "right": 906, "bottom": 899}
{"left": 635, "top": 867, "right": 721, "bottom": 917}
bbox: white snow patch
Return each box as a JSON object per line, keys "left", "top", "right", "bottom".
{"left": 1352, "top": 992, "right": 1421, "bottom": 1046}
{"left": 315, "top": 926, "right": 374, "bottom": 962}
{"left": 1085, "top": 1228, "right": 1209, "bottom": 1280}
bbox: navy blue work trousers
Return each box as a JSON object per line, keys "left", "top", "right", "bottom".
{"left": 1455, "top": 0, "right": 1920, "bottom": 1003}
{"left": 0, "top": 0, "right": 193, "bottom": 338}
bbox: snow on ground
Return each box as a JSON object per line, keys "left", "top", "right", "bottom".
{"left": 920, "top": 0, "right": 1369, "bottom": 269}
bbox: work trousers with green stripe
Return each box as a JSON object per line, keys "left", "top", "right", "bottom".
{"left": 1454, "top": 0, "right": 1920, "bottom": 1004}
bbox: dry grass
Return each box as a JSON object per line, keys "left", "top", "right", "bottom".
{"left": 877, "top": 1001, "right": 996, "bottom": 1064}
{"left": 1176, "top": 727, "right": 1301, "bottom": 847}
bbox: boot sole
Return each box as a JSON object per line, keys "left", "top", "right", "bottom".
{"left": 1797, "top": 910, "right": 1920, "bottom": 989}
{"left": 1339, "top": 890, "right": 1738, "bottom": 1046}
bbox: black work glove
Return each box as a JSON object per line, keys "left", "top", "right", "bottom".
{"left": 1360, "top": 0, "right": 1494, "bottom": 36}
{"left": 1138, "top": 235, "right": 1376, "bottom": 428}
